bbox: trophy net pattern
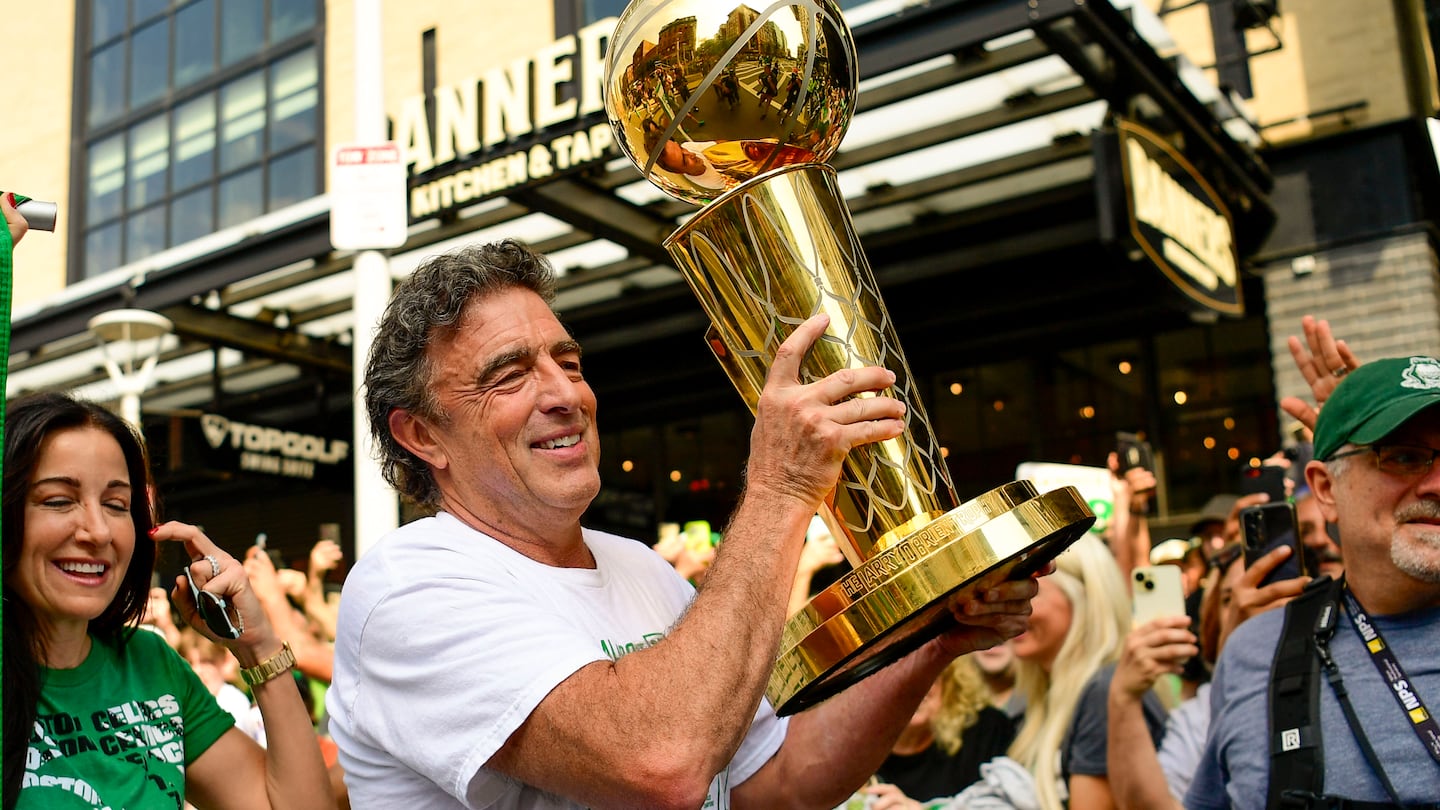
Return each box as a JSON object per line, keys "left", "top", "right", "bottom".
{"left": 666, "top": 165, "right": 958, "bottom": 555}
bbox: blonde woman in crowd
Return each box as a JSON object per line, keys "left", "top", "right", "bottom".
{"left": 1006, "top": 533, "right": 1149, "bottom": 810}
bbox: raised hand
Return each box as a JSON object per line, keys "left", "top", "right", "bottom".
{"left": 1112, "top": 616, "right": 1197, "bottom": 700}
{"left": 797, "top": 529, "right": 845, "bottom": 577}
{"left": 1219, "top": 544, "right": 1310, "bottom": 650}
{"left": 308, "top": 538, "right": 343, "bottom": 577}
{"left": 744, "top": 313, "right": 906, "bottom": 510}
{"left": 1280, "top": 315, "right": 1361, "bottom": 435}
{"left": 153, "top": 521, "right": 279, "bottom": 653}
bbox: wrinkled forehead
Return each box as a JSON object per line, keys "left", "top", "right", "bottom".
{"left": 431, "top": 288, "right": 576, "bottom": 368}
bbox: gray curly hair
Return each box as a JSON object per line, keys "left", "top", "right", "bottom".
{"left": 363, "top": 239, "right": 558, "bottom": 507}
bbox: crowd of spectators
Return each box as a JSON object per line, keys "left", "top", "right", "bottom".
{"left": 10, "top": 210, "right": 1431, "bottom": 810}
{"left": 116, "top": 312, "right": 1402, "bottom": 810}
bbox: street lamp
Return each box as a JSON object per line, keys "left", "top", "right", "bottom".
{"left": 87, "top": 309, "right": 173, "bottom": 429}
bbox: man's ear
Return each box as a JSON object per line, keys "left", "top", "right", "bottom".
{"left": 1305, "top": 459, "right": 1339, "bottom": 523}
{"left": 388, "top": 408, "right": 448, "bottom": 471}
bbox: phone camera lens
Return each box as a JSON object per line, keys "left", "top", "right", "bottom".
{"left": 1134, "top": 571, "right": 1144, "bottom": 582}
{"left": 1144, "top": 580, "right": 1155, "bottom": 591}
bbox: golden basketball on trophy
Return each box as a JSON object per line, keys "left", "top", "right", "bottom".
{"left": 605, "top": 0, "right": 1095, "bottom": 715}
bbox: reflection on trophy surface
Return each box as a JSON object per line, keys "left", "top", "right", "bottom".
{"left": 605, "top": 0, "right": 1095, "bottom": 715}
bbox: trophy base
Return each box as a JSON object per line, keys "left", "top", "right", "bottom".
{"left": 767, "top": 483, "right": 1095, "bottom": 715}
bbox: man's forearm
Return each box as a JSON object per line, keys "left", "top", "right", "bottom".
{"left": 490, "top": 485, "right": 817, "bottom": 807}
{"left": 628, "top": 486, "right": 814, "bottom": 759}
{"left": 735, "top": 639, "right": 951, "bottom": 809}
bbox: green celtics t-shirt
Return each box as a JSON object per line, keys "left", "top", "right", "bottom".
{"left": 19, "top": 628, "right": 234, "bottom": 809}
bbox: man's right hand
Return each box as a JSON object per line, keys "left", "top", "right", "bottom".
{"left": 1220, "top": 544, "right": 1309, "bottom": 650}
{"left": 1112, "top": 616, "right": 1197, "bottom": 702}
{"left": 744, "top": 313, "right": 906, "bottom": 510}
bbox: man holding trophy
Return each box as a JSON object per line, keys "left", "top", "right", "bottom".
{"left": 329, "top": 2, "right": 1090, "bottom": 807}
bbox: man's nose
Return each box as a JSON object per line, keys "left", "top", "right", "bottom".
{"left": 536, "top": 359, "right": 583, "bottom": 411}
{"left": 1413, "top": 459, "right": 1440, "bottom": 498}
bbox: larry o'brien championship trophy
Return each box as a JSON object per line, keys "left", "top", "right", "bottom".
{"left": 605, "top": 0, "right": 1095, "bottom": 715}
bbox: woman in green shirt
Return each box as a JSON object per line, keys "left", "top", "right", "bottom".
{"left": 3, "top": 392, "right": 334, "bottom": 810}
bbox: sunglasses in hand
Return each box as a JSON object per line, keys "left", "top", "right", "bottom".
{"left": 184, "top": 570, "right": 244, "bottom": 639}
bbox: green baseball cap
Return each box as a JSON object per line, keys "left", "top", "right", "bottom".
{"left": 1314, "top": 356, "right": 1440, "bottom": 461}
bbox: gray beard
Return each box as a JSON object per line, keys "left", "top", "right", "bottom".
{"left": 1392, "top": 525, "right": 1440, "bottom": 584}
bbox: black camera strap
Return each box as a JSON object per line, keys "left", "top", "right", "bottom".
{"left": 1336, "top": 585, "right": 1440, "bottom": 767}
{"left": 1267, "top": 576, "right": 1334, "bottom": 809}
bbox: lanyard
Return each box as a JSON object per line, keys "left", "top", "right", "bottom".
{"left": 1338, "top": 584, "right": 1440, "bottom": 765}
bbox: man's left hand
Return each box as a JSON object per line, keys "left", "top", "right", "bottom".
{"left": 932, "top": 563, "right": 1049, "bottom": 658}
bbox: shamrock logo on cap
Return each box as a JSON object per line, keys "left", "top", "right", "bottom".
{"left": 1401, "top": 357, "right": 1440, "bottom": 391}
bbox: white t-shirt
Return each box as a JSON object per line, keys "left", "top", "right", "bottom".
{"left": 327, "top": 512, "right": 788, "bottom": 809}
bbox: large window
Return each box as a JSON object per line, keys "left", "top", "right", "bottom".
{"left": 77, "top": 0, "right": 321, "bottom": 279}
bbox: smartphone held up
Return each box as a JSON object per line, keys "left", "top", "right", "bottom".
{"left": 183, "top": 566, "right": 243, "bottom": 639}
{"left": 1116, "top": 431, "right": 1155, "bottom": 473}
{"left": 1131, "top": 564, "right": 1186, "bottom": 627}
{"left": 1238, "top": 463, "right": 1287, "bottom": 504}
{"left": 1240, "top": 502, "right": 1319, "bottom": 587}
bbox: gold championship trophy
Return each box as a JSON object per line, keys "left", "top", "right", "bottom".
{"left": 605, "top": 0, "right": 1095, "bottom": 715}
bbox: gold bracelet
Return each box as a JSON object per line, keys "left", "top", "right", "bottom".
{"left": 240, "top": 641, "right": 296, "bottom": 687}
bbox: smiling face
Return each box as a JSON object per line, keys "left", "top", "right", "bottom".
{"left": 1010, "top": 575, "right": 1074, "bottom": 672}
{"left": 392, "top": 287, "right": 601, "bottom": 559}
{"left": 13, "top": 427, "right": 137, "bottom": 645}
{"left": 1309, "top": 407, "right": 1440, "bottom": 614}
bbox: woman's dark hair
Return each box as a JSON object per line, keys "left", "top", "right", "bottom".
{"left": 3, "top": 392, "right": 156, "bottom": 809}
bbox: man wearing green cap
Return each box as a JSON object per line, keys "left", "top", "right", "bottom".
{"left": 1187, "top": 356, "right": 1440, "bottom": 810}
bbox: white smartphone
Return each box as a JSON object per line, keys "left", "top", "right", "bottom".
{"left": 1131, "top": 565, "right": 1186, "bottom": 627}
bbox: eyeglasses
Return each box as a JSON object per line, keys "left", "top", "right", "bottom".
{"left": 185, "top": 571, "right": 244, "bottom": 639}
{"left": 1327, "top": 444, "right": 1440, "bottom": 476}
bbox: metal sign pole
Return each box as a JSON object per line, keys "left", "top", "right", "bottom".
{"left": 349, "top": 0, "right": 400, "bottom": 558}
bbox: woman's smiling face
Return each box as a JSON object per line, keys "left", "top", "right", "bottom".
{"left": 13, "top": 426, "right": 136, "bottom": 642}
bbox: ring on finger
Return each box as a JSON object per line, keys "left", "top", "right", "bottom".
{"left": 204, "top": 554, "right": 220, "bottom": 578}
{"left": 1332, "top": 365, "right": 1349, "bottom": 378}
